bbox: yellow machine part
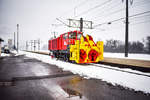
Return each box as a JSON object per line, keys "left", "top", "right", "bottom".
{"left": 70, "top": 34, "right": 103, "bottom": 63}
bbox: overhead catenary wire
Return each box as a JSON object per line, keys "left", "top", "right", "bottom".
{"left": 92, "top": 0, "right": 124, "bottom": 21}
{"left": 51, "top": 0, "right": 150, "bottom": 33}
{"left": 56, "top": 0, "right": 89, "bottom": 20}
{"left": 74, "top": 0, "right": 112, "bottom": 18}
{"left": 93, "top": 0, "right": 150, "bottom": 22}
{"left": 93, "top": 10, "right": 150, "bottom": 28}
{"left": 130, "top": 0, "right": 150, "bottom": 7}
{"left": 96, "top": 20, "right": 150, "bottom": 33}
{"left": 52, "top": 0, "right": 149, "bottom": 29}
{"left": 51, "top": 0, "right": 89, "bottom": 28}
{"left": 93, "top": 8, "right": 125, "bottom": 22}
{"left": 55, "top": 18, "right": 69, "bottom": 27}
{"left": 94, "top": 15, "right": 150, "bottom": 33}
{"left": 131, "top": 19, "right": 150, "bottom": 26}
{"left": 130, "top": 13, "right": 150, "bottom": 21}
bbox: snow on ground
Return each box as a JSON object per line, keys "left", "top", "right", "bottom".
{"left": 38, "top": 50, "right": 49, "bottom": 53}
{"left": 0, "top": 50, "right": 23, "bottom": 57}
{"left": 1, "top": 53, "right": 10, "bottom": 57}
{"left": 104, "top": 52, "right": 150, "bottom": 61}
{"left": 11, "top": 50, "right": 18, "bottom": 54}
{"left": 19, "top": 51, "right": 150, "bottom": 94}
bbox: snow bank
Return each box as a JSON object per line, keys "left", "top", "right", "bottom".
{"left": 12, "top": 50, "right": 25, "bottom": 56}
{"left": 11, "top": 50, "right": 18, "bottom": 54}
{"left": 1, "top": 53, "right": 10, "bottom": 57}
{"left": 19, "top": 51, "right": 150, "bottom": 94}
{"left": 104, "top": 52, "right": 150, "bottom": 61}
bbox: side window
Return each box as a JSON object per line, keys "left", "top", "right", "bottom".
{"left": 63, "top": 35, "right": 65, "bottom": 39}
{"left": 77, "top": 34, "right": 82, "bottom": 39}
{"left": 69, "top": 32, "right": 76, "bottom": 39}
{"left": 65, "top": 33, "right": 68, "bottom": 39}
{"left": 63, "top": 33, "right": 68, "bottom": 39}
{"left": 69, "top": 33, "right": 72, "bottom": 39}
{"left": 72, "top": 32, "right": 76, "bottom": 39}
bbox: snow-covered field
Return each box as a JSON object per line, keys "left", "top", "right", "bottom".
{"left": 19, "top": 51, "right": 150, "bottom": 94}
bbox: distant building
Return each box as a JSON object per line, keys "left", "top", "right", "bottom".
{"left": 0, "top": 38, "right": 4, "bottom": 56}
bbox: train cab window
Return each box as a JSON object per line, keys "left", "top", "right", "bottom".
{"left": 77, "top": 33, "right": 82, "bottom": 39}
{"left": 63, "top": 33, "right": 68, "bottom": 39}
{"left": 69, "top": 32, "right": 76, "bottom": 39}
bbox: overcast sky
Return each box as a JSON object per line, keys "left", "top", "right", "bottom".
{"left": 0, "top": 0, "right": 150, "bottom": 49}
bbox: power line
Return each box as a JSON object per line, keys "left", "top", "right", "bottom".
{"left": 74, "top": 0, "right": 112, "bottom": 18}
{"left": 94, "top": 10, "right": 150, "bottom": 28}
{"left": 56, "top": 18, "right": 69, "bottom": 27}
{"left": 74, "top": 0, "right": 91, "bottom": 17}
{"left": 93, "top": 0, "right": 150, "bottom": 22}
{"left": 51, "top": 0, "right": 89, "bottom": 28}
{"left": 74, "top": 0, "right": 89, "bottom": 7}
{"left": 101, "top": 19, "right": 150, "bottom": 33}
{"left": 93, "top": 8, "right": 125, "bottom": 22}
{"left": 94, "top": 17, "right": 150, "bottom": 34}
{"left": 96, "top": 19, "right": 150, "bottom": 33}
{"left": 17, "top": 24, "right": 19, "bottom": 53}
{"left": 92, "top": 0, "right": 124, "bottom": 21}
{"left": 57, "top": 0, "right": 89, "bottom": 19}
{"left": 76, "top": 0, "right": 121, "bottom": 21}
{"left": 130, "top": 13, "right": 150, "bottom": 21}
{"left": 131, "top": 19, "right": 150, "bottom": 25}
{"left": 130, "top": 10, "right": 150, "bottom": 18}
{"left": 130, "top": 0, "right": 150, "bottom": 7}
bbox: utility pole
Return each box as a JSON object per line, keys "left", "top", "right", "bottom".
{"left": 51, "top": 32, "right": 57, "bottom": 38}
{"left": 38, "top": 39, "right": 40, "bottom": 51}
{"left": 34, "top": 40, "right": 36, "bottom": 51}
{"left": 31, "top": 40, "right": 33, "bottom": 51}
{"left": 53, "top": 32, "right": 56, "bottom": 38}
{"left": 17, "top": 24, "right": 19, "bottom": 53}
{"left": 14, "top": 32, "right": 16, "bottom": 50}
{"left": 54, "top": 32, "right": 55, "bottom": 38}
{"left": 26, "top": 41, "right": 28, "bottom": 51}
{"left": 125, "top": 0, "right": 129, "bottom": 57}
{"left": 74, "top": 7, "right": 76, "bottom": 17}
{"left": 123, "top": 0, "right": 133, "bottom": 57}
{"left": 80, "top": 18, "right": 83, "bottom": 32}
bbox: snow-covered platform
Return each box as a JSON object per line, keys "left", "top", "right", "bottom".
{"left": 100, "top": 57, "right": 150, "bottom": 72}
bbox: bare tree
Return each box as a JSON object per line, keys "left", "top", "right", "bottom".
{"left": 146, "top": 36, "right": 150, "bottom": 54}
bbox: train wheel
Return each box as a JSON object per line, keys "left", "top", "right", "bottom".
{"left": 64, "top": 55, "right": 66, "bottom": 61}
{"left": 66, "top": 54, "right": 70, "bottom": 62}
{"left": 88, "top": 49, "right": 98, "bottom": 61}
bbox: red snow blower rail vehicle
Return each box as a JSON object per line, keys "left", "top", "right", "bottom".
{"left": 48, "top": 30, "right": 103, "bottom": 63}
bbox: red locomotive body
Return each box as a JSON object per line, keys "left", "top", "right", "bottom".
{"left": 48, "top": 30, "right": 82, "bottom": 59}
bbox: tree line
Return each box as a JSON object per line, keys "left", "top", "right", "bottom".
{"left": 104, "top": 36, "right": 150, "bottom": 54}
